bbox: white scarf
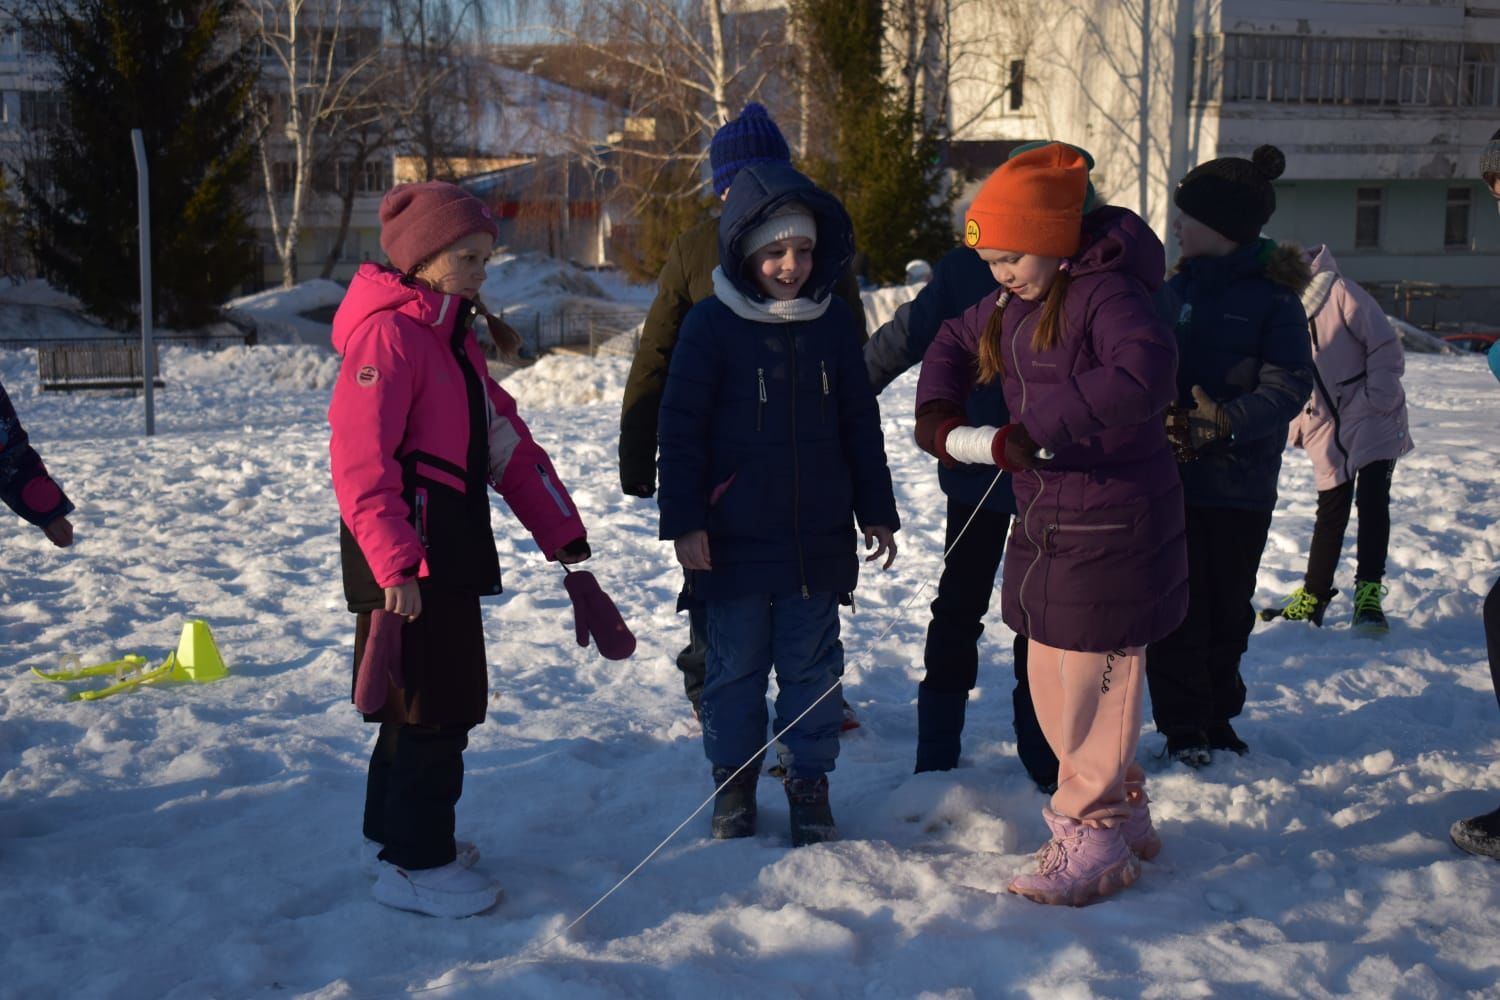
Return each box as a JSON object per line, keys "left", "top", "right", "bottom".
{"left": 1300, "top": 270, "right": 1337, "bottom": 321}
{"left": 711, "top": 267, "right": 831, "bottom": 324}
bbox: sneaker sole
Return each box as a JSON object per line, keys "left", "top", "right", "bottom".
{"left": 1008, "top": 856, "right": 1141, "bottom": 906}
{"left": 372, "top": 873, "right": 502, "bottom": 919}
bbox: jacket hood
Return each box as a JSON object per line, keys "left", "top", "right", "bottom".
{"left": 1299, "top": 244, "right": 1341, "bottom": 319}
{"left": 332, "top": 263, "right": 464, "bottom": 354}
{"left": 1070, "top": 205, "right": 1166, "bottom": 291}
{"left": 1177, "top": 237, "right": 1311, "bottom": 295}
{"left": 718, "top": 161, "right": 856, "bottom": 304}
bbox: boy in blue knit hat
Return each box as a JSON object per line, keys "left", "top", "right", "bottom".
{"left": 619, "top": 103, "right": 867, "bottom": 728}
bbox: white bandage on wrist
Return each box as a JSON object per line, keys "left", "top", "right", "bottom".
{"left": 944, "top": 425, "right": 1001, "bottom": 465}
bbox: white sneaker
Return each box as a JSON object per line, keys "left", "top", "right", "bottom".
{"left": 361, "top": 838, "right": 480, "bottom": 876}
{"left": 372, "top": 859, "right": 502, "bottom": 918}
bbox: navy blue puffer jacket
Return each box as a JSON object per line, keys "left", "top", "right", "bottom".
{"left": 656, "top": 162, "right": 899, "bottom": 600}
{"left": 1170, "top": 238, "right": 1314, "bottom": 511}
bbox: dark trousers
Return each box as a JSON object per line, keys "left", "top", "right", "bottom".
{"left": 1487, "top": 578, "right": 1500, "bottom": 713}
{"left": 1304, "top": 459, "right": 1395, "bottom": 595}
{"left": 363, "top": 722, "right": 469, "bottom": 870}
{"left": 677, "top": 602, "right": 708, "bottom": 711}
{"left": 921, "top": 497, "right": 1055, "bottom": 783}
{"left": 1147, "top": 505, "right": 1273, "bottom": 735}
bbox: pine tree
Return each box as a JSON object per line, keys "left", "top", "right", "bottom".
{"left": 791, "top": 0, "right": 957, "bottom": 285}
{"left": 19, "top": 0, "right": 258, "bottom": 330}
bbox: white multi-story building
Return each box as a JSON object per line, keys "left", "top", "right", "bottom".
{"left": 949, "top": 0, "right": 1500, "bottom": 325}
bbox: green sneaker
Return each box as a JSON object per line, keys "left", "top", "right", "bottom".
{"left": 1352, "top": 580, "right": 1389, "bottom": 636}
{"left": 1262, "top": 586, "right": 1334, "bottom": 626}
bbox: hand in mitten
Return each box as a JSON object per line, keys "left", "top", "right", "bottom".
{"left": 354, "top": 609, "right": 405, "bottom": 714}
{"left": 993, "top": 423, "right": 1045, "bottom": 472}
{"left": 1186, "top": 386, "right": 1233, "bottom": 451}
{"left": 564, "top": 570, "right": 637, "bottom": 660}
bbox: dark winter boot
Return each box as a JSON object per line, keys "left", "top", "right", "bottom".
{"left": 1205, "top": 721, "right": 1249, "bottom": 755}
{"left": 914, "top": 687, "right": 967, "bottom": 773}
{"left": 1352, "top": 580, "right": 1390, "bottom": 636}
{"left": 784, "top": 776, "right": 838, "bottom": 847}
{"left": 1268, "top": 586, "right": 1336, "bottom": 627}
{"left": 711, "top": 766, "right": 759, "bottom": 839}
{"left": 1450, "top": 805, "right": 1500, "bottom": 859}
{"left": 1164, "top": 729, "right": 1212, "bottom": 768}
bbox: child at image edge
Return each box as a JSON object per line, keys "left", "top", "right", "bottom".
{"left": 656, "top": 161, "right": 899, "bottom": 847}
{"left": 329, "top": 181, "right": 589, "bottom": 918}
{"left": 915, "top": 143, "right": 1188, "bottom": 905}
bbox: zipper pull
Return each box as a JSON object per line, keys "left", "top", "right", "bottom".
{"left": 820, "top": 361, "right": 829, "bottom": 395}
{"left": 756, "top": 367, "right": 767, "bottom": 431}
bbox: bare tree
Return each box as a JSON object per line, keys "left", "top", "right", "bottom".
{"left": 527, "top": 0, "right": 788, "bottom": 206}
{"left": 387, "top": 0, "right": 490, "bottom": 182}
{"left": 247, "top": 0, "right": 389, "bottom": 287}
{"left": 886, "top": 0, "right": 1035, "bottom": 143}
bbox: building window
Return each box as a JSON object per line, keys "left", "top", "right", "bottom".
{"left": 271, "top": 160, "right": 295, "bottom": 195}
{"left": 1445, "top": 186, "right": 1472, "bottom": 249}
{"left": 18, "top": 90, "right": 64, "bottom": 130}
{"left": 1008, "top": 60, "right": 1024, "bottom": 111}
{"left": 1354, "top": 187, "right": 1383, "bottom": 249}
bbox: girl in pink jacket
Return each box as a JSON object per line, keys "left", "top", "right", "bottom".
{"left": 1272, "top": 244, "right": 1413, "bottom": 633}
{"left": 329, "top": 182, "right": 589, "bottom": 918}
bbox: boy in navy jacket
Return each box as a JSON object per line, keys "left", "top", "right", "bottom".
{"left": 657, "top": 162, "right": 899, "bottom": 846}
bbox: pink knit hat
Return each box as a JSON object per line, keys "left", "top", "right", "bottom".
{"left": 378, "top": 181, "right": 499, "bottom": 274}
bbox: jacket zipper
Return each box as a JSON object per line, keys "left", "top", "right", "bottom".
{"left": 1307, "top": 319, "right": 1353, "bottom": 483}
{"left": 1044, "top": 521, "right": 1128, "bottom": 552}
{"left": 413, "top": 492, "right": 428, "bottom": 548}
{"left": 1011, "top": 303, "right": 1044, "bottom": 635}
{"left": 786, "top": 333, "right": 809, "bottom": 598}
{"left": 756, "top": 367, "right": 767, "bottom": 431}
{"left": 820, "top": 360, "right": 829, "bottom": 422}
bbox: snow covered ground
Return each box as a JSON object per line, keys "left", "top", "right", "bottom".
{"left": 2, "top": 331, "right": 1499, "bottom": 997}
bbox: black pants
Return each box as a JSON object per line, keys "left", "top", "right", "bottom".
{"left": 677, "top": 602, "right": 708, "bottom": 711}
{"left": 921, "top": 497, "right": 1054, "bottom": 781}
{"left": 363, "top": 722, "right": 469, "bottom": 870}
{"left": 1147, "top": 505, "right": 1273, "bottom": 736}
{"left": 1304, "top": 459, "right": 1395, "bottom": 596}
{"left": 1486, "top": 577, "right": 1500, "bottom": 713}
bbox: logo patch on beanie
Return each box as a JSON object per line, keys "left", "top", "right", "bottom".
{"left": 356, "top": 365, "right": 380, "bottom": 387}
{"left": 964, "top": 219, "right": 981, "bottom": 247}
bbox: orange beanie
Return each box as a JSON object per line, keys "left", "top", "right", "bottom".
{"left": 964, "top": 143, "right": 1088, "bottom": 258}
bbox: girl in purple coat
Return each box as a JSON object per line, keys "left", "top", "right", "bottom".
{"left": 915, "top": 144, "right": 1187, "bottom": 906}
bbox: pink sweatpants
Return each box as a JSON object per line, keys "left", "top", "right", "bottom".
{"left": 1027, "top": 639, "right": 1148, "bottom": 826}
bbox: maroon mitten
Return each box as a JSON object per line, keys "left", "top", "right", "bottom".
{"left": 354, "top": 609, "right": 405, "bottom": 714}
{"left": 564, "top": 571, "right": 636, "bottom": 661}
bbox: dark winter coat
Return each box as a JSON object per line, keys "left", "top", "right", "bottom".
{"left": 1169, "top": 238, "right": 1314, "bottom": 511}
{"left": 656, "top": 162, "right": 899, "bottom": 601}
{"left": 863, "top": 246, "right": 1016, "bottom": 515}
{"left": 619, "top": 214, "right": 867, "bottom": 497}
{"left": 915, "top": 207, "right": 1187, "bottom": 651}
{"left": 0, "top": 379, "right": 73, "bottom": 530}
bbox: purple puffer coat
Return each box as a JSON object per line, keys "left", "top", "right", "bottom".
{"left": 915, "top": 207, "right": 1187, "bottom": 651}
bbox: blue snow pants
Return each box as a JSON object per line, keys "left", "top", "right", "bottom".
{"left": 702, "top": 591, "right": 844, "bottom": 780}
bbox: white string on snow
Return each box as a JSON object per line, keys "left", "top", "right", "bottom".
{"left": 370, "top": 469, "right": 1010, "bottom": 998}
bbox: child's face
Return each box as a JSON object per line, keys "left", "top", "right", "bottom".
{"left": 1488, "top": 175, "right": 1500, "bottom": 215}
{"left": 1173, "top": 213, "right": 1237, "bottom": 259}
{"left": 413, "top": 231, "right": 495, "bottom": 299}
{"left": 748, "top": 238, "right": 814, "bottom": 300}
{"left": 976, "top": 248, "right": 1061, "bottom": 301}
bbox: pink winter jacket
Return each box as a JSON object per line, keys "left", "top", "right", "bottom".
{"left": 1288, "top": 245, "right": 1414, "bottom": 490}
{"left": 329, "top": 264, "right": 585, "bottom": 599}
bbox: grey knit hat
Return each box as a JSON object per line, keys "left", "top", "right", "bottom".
{"left": 1481, "top": 128, "right": 1500, "bottom": 181}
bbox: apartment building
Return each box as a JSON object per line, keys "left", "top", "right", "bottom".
{"left": 948, "top": 0, "right": 1500, "bottom": 325}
